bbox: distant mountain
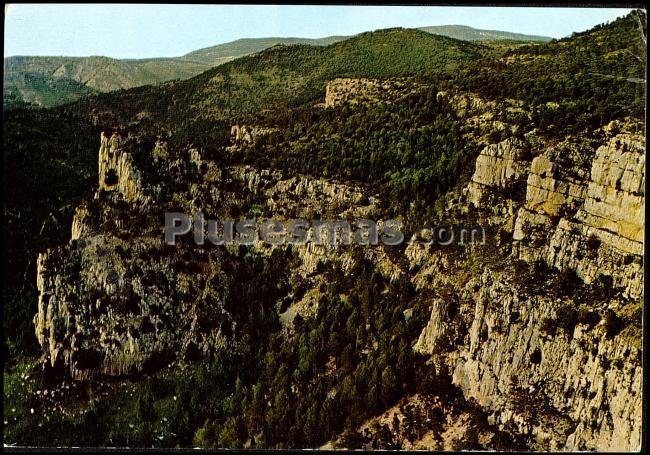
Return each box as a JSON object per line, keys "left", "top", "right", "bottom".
{"left": 3, "top": 55, "right": 215, "bottom": 109}
{"left": 417, "top": 24, "right": 552, "bottom": 42}
{"left": 2, "top": 39, "right": 346, "bottom": 110}
{"left": 2, "top": 25, "right": 550, "bottom": 109}
{"left": 182, "top": 36, "right": 348, "bottom": 63}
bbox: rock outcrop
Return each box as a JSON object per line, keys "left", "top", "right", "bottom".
{"left": 513, "top": 125, "right": 644, "bottom": 299}
{"left": 468, "top": 138, "right": 529, "bottom": 197}
{"left": 461, "top": 118, "right": 644, "bottom": 299}
{"left": 36, "top": 134, "right": 237, "bottom": 379}
{"left": 98, "top": 132, "right": 145, "bottom": 202}
{"left": 324, "top": 78, "right": 422, "bottom": 107}
{"left": 229, "top": 124, "right": 282, "bottom": 146}
{"left": 412, "top": 116, "right": 644, "bottom": 451}
{"left": 32, "top": 89, "right": 644, "bottom": 451}
{"left": 34, "top": 132, "right": 400, "bottom": 379}
{"left": 35, "top": 235, "right": 231, "bottom": 380}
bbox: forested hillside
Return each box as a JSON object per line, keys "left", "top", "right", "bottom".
{"left": 2, "top": 24, "right": 485, "bottom": 360}
{"left": 448, "top": 12, "right": 646, "bottom": 133}
{"left": 3, "top": 24, "right": 549, "bottom": 109}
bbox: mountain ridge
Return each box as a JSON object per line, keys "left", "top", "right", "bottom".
{"left": 3, "top": 24, "right": 551, "bottom": 109}
{"left": 419, "top": 24, "right": 552, "bottom": 42}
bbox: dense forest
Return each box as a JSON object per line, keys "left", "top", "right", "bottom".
{"left": 448, "top": 12, "right": 646, "bottom": 134}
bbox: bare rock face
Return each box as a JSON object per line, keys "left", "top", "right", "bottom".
{"left": 412, "top": 116, "right": 643, "bottom": 450}
{"left": 34, "top": 236, "right": 230, "bottom": 380}
{"left": 409, "top": 252, "right": 642, "bottom": 450}
{"left": 413, "top": 299, "right": 448, "bottom": 354}
{"left": 460, "top": 118, "right": 644, "bottom": 299}
{"left": 229, "top": 124, "right": 282, "bottom": 146}
{"left": 579, "top": 132, "right": 644, "bottom": 242}
{"left": 467, "top": 137, "right": 531, "bottom": 206}
{"left": 324, "top": 78, "right": 422, "bottom": 107}
{"left": 71, "top": 204, "right": 92, "bottom": 241}
{"left": 513, "top": 125, "right": 644, "bottom": 299}
{"left": 36, "top": 134, "right": 237, "bottom": 379}
{"left": 450, "top": 271, "right": 642, "bottom": 451}
{"left": 35, "top": 132, "right": 401, "bottom": 380}
{"left": 98, "top": 132, "right": 145, "bottom": 202}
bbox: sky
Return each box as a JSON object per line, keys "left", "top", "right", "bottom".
{"left": 4, "top": 4, "right": 636, "bottom": 59}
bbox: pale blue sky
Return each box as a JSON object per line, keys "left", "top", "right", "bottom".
{"left": 4, "top": 4, "right": 635, "bottom": 59}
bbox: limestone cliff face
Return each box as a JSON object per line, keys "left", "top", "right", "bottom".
{"left": 403, "top": 89, "right": 643, "bottom": 450}
{"left": 412, "top": 116, "right": 644, "bottom": 451}
{"left": 324, "top": 78, "right": 422, "bottom": 107}
{"left": 228, "top": 124, "right": 282, "bottom": 147}
{"left": 35, "top": 236, "right": 231, "bottom": 380}
{"left": 466, "top": 137, "right": 530, "bottom": 226}
{"left": 36, "top": 135, "right": 231, "bottom": 379}
{"left": 412, "top": 261, "right": 642, "bottom": 451}
{"left": 35, "top": 133, "right": 401, "bottom": 379}
{"left": 32, "top": 86, "right": 643, "bottom": 450}
{"left": 513, "top": 124, "right": 644, "bottom": 299}
{"left": 98, "top": 132, "right": 145, "bottom": 202}
{"left": 460, "top": 118, "right": 644, "bottom": 299}
{"left": 71, "top": 204, "right": 92, "bottom": 241}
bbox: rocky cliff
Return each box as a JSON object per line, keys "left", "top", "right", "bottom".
{"left": 324, "top": 78, "right": 423, "bottom": 108}
{"left": 513, "top": 123, "right": 644, "bottom": 299}
{"left": 32, "top": 84, "right": 643, "bottom": 450}
{"left": 411, "top": 106, "right": 644, "bottom": 450}
{"left": 34, "top": 131, "right": 396, "bottom": 380}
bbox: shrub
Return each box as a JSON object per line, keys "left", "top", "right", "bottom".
{"left": 553, "top": 269, "right": 581, "bottom": 297}
{"left": 603, "top": 309, "right": 623, "bottom": 339}
{"left": 585, "top": 234, "right": 601, "bottom": 251}
{"left": 540, "top": 304, "right": 578, "bottom": 338}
